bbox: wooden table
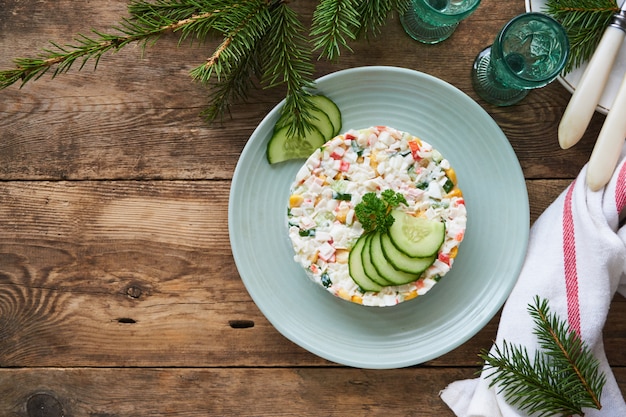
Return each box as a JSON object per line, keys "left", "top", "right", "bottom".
{"left": 0, "top": 1, "right": 623, "bottom": 415}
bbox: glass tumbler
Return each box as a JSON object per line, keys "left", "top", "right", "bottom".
{"left": 471, "top": 12, "right": 570, "bottom": 106}
{"left": 400, "top": 0, "right": 481, "bottom": 44}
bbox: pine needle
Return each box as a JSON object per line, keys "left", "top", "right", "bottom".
{"left": 355, "top": 0, "right": 408, "bottom": 38}
{"left": 544, "top": 0, "right": 619, "bottom": 73}
{"left": 310, "top": 0, "right": 360, "bottom": 60}
{"left": 0, "top": 0, "right": 410, "bottom": 133}
{"left": 480, "top": 296, "right": 606, "bottom": 417}
{"left": 259, "top": 2, "right": 316, "bottom": 138}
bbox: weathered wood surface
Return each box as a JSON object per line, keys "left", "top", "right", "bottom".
{"left": 0, "top": 0, "right": 623, "bottom": 416}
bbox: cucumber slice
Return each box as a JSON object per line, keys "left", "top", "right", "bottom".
{"left": 275, "top": 103, "right": 334, "bottom": 140}
{"left": 310, "top": 95, "right": 342, "bottom": 136}
{"left": 370, "top": 231, "right": 418, "bottom": 285}
{"left": 388, "top": 210, "right": 445, "bottom": 258}
{"left": 348, "top": 235, "right": 383, "bottom": 292}
{"left": 361, "top": 234, "right": 394, "bottom": 286}
{"left": 380, "top": 232, "right": 435, "bottom": 274}
{"left": 266, "top": 125, "right": 325, "bottom": 164}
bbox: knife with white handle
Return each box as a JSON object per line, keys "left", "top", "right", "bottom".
{"left": 558, "top": 1, "right": 626, "bottom": 150}
{"left": 586, "top": 71, "right": 626, "bottom": 191}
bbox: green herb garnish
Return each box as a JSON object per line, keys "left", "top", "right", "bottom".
{"left": 354, "top": 189, "right": 407, "bottom": 233}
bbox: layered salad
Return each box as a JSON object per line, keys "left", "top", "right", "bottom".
{"left": 287, "top": 126, "right": 467, "bottom": 307}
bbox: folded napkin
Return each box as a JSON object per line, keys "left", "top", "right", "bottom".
{"left": 441, "top": 145, "right": 626, "bottom": 417}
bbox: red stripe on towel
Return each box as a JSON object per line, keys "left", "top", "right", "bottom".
{"left": 615, "top": 161, "right": 626, "bottom": 215}
{"left": 563, "top": 182, "right": 581, "bottom": 336}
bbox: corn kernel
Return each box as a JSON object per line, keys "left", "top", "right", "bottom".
{"left": 446, "top": 188, "right": 463, "bottom": 198}
{"left": 335, "top": 208, "right": 349, "bottom": 223}
{"left": 289, "top": 194, "right": 304, "bottom": 208}
{"left": 449, "top": 246, "right": 458, "bottom": 259}
{"left": 351, "top": 295, "right": 363, "bottom": 304}
{"left": 445, "top": 168, "right": 457, "bottom": 184}
{"left": 369, "top": 152, "right": 379, "bottom": 170}
{"left": 337, "top": 289, "right": 350, "bottom": 300}
{"left": 335, "top": 249, "right": 349, "bottom": 263}
{"left": 404, "top": 291, "right": 418, "bottom": 301}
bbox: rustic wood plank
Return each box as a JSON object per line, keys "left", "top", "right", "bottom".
{"left": 0, "top": 367, "right": 623, "bottom": 416}
{"left": 1, "top": 180, "right": 624, "bottom": 368}
{"left": 0, "top": 180, "right": 323, "bottom": 367}
{"left": 0, "top": 368, "right": 474, "bottom": 416}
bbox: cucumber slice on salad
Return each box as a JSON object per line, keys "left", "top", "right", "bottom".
{"left": 360, "top": 234, "right": 394, "bottom": 286}
{"left": 348, "top": 235, "right": 383, "bottom": 292}
{"left": 380, "top": 232, "right": 435, "bottom": 274}
{"left": 266, "top": 125, "right": 326, "bottom": 164}
{"left": 388, "top": 210, "right": 445, "bottom": 258}
{"left": 369, "top": 231, "right": 418, "bottom": 286}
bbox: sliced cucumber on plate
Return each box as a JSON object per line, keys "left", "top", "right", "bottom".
{"left": 348, "top": 211, "right": 445, "bottom": 291}
{"left": 309, "top": 95, "right": 341, "bottom": 136}
{"left": 266, "top": 95, "right": 342, "bottom": 164}
{"left": 266, "top": 125, "right": 326, "bottom": 164}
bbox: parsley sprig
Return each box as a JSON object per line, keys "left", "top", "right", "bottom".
{"left": 354, "top": 189, "right": 407, "bottom": 233}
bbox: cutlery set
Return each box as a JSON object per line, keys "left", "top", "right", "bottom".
{"left": 559, "top": 1, "right": 626, "bottom": 191}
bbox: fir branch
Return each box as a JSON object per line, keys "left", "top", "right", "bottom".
{"left": 200, "top": 44, "right": 262, "bottom": 122}
{"left": 189, "top": 0, "right": 271, "bottom": 85}
{"left": 311, "top": 0, "right": 408, "bottom": 60}
{"left": 480, "top": 296, "right": 606, "bottom": 417}
{"left": 0, "top": 0, "right": 407, "bottom": 136}
{"left": 260, "top": 2, "right": 317, "bottom": 138}
{"left": 0, "top": 7, "right": 215, "bottom": 89}
{"left": 530, "top": 296, "right": 605, "bottom": 411}
{"left": 355, "top": 0, "right": 408, "bottom": 38}
{"left": 310, "top": 0, "right": 361, "bottom": 60}
{"left": 188, "top": 1, "right": 272, "bottom": 122}
{"left": 544, "top": 0, "right": 619, "bottom": 73}
{"left": 128, "top": 0, "right": 205, "bottom": 22}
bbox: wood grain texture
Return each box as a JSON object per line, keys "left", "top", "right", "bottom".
{"left": 0, "top": 368, "right": 475, "bottom": 416}
{"left": 0, "top": 181, "right": 624, "bottom": 370}
{"left": 0, "top": 0, "right": 624, "bottom": 415}
{"left": 0, "top": 368, "right": 624, "bottom": 417}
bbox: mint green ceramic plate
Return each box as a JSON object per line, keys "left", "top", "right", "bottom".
{"left": 229, "top": 66, "right": 529, "bottom": 368}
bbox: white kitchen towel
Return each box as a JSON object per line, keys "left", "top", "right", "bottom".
{"left": 441, "top": 146, "right": 626, "bottom": 417}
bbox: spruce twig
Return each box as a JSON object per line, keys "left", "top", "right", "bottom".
{"left": 480, "top": 296, "right": 606, "bottom": 417}
{"left": 0, "top": 3, "right": 218, "bottom": 89}
{"left": 259, "top": 2, "right": 316, "bottom": 138}
{"left": 355, "top": 0, "right": 408, "bottom": 39}
{"left": 310, "top": 0, "right": 361, "bottom": 61}
{"left": 189, "top": 0, "right": 274, "bottom": 122}
{"left": 0, "top": 1, "right": 408, "bottom": 135}
{"left": 544, "top": 0, "right": 619, "bottom": 73}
